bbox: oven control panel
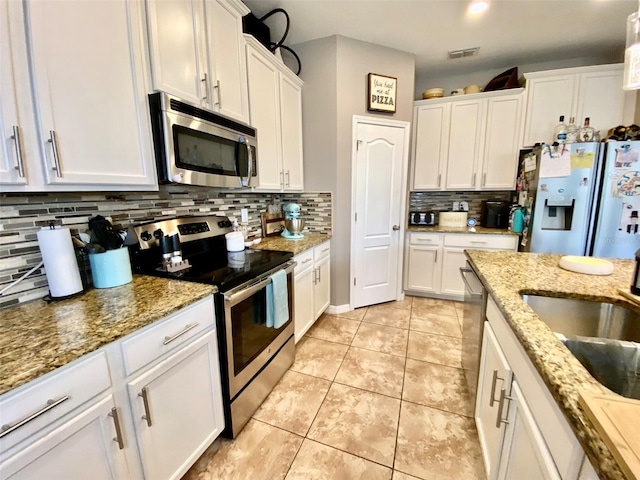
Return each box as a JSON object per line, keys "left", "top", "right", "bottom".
{"left": 133, "top": 215, "right": 233, "bottom": 250}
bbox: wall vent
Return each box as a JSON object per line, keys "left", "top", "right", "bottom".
{"left": 448, "top": 47, "right": 480, "bottom": 59}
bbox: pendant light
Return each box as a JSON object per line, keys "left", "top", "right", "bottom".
{"left": 624, "top": 0, "right": 640, "bottom": 90}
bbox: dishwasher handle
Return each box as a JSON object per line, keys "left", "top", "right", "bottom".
{"left": 460, "top": 267, "right": 483, "bottom": 297}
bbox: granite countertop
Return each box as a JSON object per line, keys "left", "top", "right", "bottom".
{"left": 251, "top": 232, "right": 331, "bottom": 255}
{"left": 407, "top": 225, "right": 517, "bottom": 235}
{"left": 465, "top": 250, "right": 636, "bottom": 480}
{"left": 0, "top": 275, "right": 216, "bottom": 396}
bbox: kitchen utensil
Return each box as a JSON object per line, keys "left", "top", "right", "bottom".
{"left": 559, "top": 256, "right": 614, "bottom": 275}
{"left": 88, "top": 215, "right": 124, "bottom": 250}
{"left": 84, "top": 243, "right": 106, "bottom": 254}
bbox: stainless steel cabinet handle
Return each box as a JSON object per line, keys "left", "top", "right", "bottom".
{"left": 139, "top": 387, "right": 153, "bottom": 427}
{"left": 416, "top": 238, "right": 433, "bottom": 242}
{"left": 489, "top": 370, "right": 503, "bottom": 407}
{"left": 470, "top": 241, "right": 487, "bottom": 245}
{"left": 285, "top": 170, "right": 290, "bottom": 187}
{"left": 495, "top": 388, "right": 512, "bottom": 428}
{"left": 163, "top": 322, "right": 199, "bottom": 345}
{"left": 109, "top": 407, "right": 125, "bottom": 449}
{"left": 321, "top": 248, "right": 329, "bottom": 253}
{"left": 201, "top": 72, "right": 209, "bottom": 103}
{"left": 10, "top": 126, "right": 25, "bottom": 177}
{"left": 280, "top": 170, "right": 285, "bottom": 188}
{"left": 214, "top": 79, "right": 221, "bottom": 106}
{"left": 437, "top": 173, "right": 441, "bottom": 187}
{"left": 392, "top": 225, "right": 400, "bottom": 231}
{"left": 473, "top": 173, "right": 477, "bottom": 186}
{"left": 48, "top": 130, "right": 62, "bottom": 177}
{"left": 318, "top": 266, "right": 321, "bottom": 283}
{"left": 482, "top": 172, "right": 486, "bottom": 187}
{"left": 434, "top": 250, "right": 438, "bottom": 263}
{"left": 313, "top": 267, "right": 319, "bottom": 285}
{"left": 0, "top": 395, "right": 70, "bottom": 438}
{"left": 301, "top": 258, "right": 312, "bottom": 264}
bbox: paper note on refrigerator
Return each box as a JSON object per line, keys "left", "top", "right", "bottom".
{"left": 612, "top": 171, "right": 640, "bottom": 197}
{"left": 539, "top": 148, "right": 571, "bottom": 178}
{"left": 570, "top": 151, "right": 595, "bottom": 169}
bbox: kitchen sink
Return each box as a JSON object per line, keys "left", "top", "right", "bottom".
{"left": 521, "top": 294, "right": 640, "bottom": 399}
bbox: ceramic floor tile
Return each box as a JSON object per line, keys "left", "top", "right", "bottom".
{"left": 334, "top": 346, "right": 406, "bottom": 398}
{"left": 369, "top": 297, "right": 413, "bottom": 311}
{"left": 307, "top": 314, "right": 361, "bottom": 344}
{"left": 308, "top": 383, "right": 401, "bottom": 467}
{"left": 403, "top": 359, "right": 473, "bottom": 417}
{"left": 285, "top": 439, "right": 392, "bottom": 480}
{"left": 411, "top": 298, "right": 457, "bottom": 317}
{"left": 392, "top": 471, "right": 422, "bottom": 480}
{"left": 351, "top": 322, "right": 409, "bottom": 357}
{"left": 363, "top": 306, "right": 411, "bottom": 329}
{"left": 290, "top": 337, "right": 349, "bottom": 381}
{"left": 253, "top": 370, "right": 332, "bottom": 436}
{"left": 194, "top": 419, "right": 302, "bottom": 480}
{"left": 409, "top": 312, "right": 461, "bottom": 338}
{"left": 335, "top": 307, "right": 368, "bottom": 321}
{"left": 407, "top": 331, "right": 462, "bottom": 368}
{"left": 181, "top": 439, "right": 223, "bottom": 480}
{"left": 395, "top": 402, "right": 485, "bottom": 480}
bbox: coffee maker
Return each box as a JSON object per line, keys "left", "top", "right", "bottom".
{"left": 481, "top": 201, "right": 511, "bottom": 229}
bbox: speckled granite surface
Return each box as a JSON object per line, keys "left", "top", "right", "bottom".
{"left": 251, "top": 233, "right": 331, "bottom": 255}
{"left": 0, "top": 275, "right": 216, "bottom": 396}
{"left": 466, "top": 250, "right": 636, "bottom": 480}
{"left": 407, "top": 226, "right": 517, "bottom": 235}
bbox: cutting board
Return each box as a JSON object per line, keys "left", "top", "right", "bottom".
{"left": 579, "top": 392, "right": 640, "bottom": 480}
{"left": 618, "top": 288, "right": 640, "bottom": 307}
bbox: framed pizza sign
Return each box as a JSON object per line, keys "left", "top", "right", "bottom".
{"left": 367, "top": 73, "right": 397, "bottom": 113}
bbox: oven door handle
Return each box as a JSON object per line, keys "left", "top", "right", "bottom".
{"left": 460, "top": 267, "right": 483, "bottom": 297}
{"left": 224, "top": 261, "right": 296, "bottom": 305}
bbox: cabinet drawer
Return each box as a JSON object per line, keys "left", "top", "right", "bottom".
{"left": 409, "top": 233, "right": 441, "bottom": 246}
{"left": 444, "top": 234, "right": 517, "bottom": 250}
{"left": 121, "top": 296, "right": 215, "bottom": 376}
{"left": 294, "top": 249, "right": 314, "bottom": 273}
{"left": 0, "top": 352, "right": 110, "bottom": 453}
{"left": 314, "top": 241, "right": 331, "bottom": 261}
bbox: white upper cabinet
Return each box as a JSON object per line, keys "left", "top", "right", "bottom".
{"left": 523, "top": 64, "right": 635, "bottom": 146}
{"left": 146, "top": 0, "right": 250, "bottom": 123}
{"left": 412, "top": 88, "right": 525, "bottom": 192}
{"left": 245, "top": 35, "right": 304, "bottom": 192}
{"left": 1, "top": 0, "right": 157, "bottom": 192}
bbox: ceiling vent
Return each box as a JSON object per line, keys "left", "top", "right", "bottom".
{"left": 448, "top": 47, "right": 480, "bottom": 59}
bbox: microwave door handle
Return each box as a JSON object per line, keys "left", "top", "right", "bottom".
{"left": 237, "top": 136, "right": 252, "bottom": 187}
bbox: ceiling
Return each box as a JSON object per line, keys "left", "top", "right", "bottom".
{"left": 242, "top": 0, "right": 637, "bottom": 77}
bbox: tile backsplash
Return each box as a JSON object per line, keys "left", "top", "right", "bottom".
{"left": 409, "top": 190, "right": 513, "bottom": 220}
{"left": 0, "top": 187, "right": 332, "bottom": 308}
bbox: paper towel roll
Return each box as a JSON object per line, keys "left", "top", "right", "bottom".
{"left": 37, "top": 227, "right": 84, "bottom": 298}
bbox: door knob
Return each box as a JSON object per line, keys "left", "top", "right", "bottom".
{"left": 392, "top": 225, "right": 400, "bottom": 231}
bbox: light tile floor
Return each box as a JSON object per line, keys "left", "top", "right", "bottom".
{"left": 183, "top": 296, "right": 486, "bottom": 480}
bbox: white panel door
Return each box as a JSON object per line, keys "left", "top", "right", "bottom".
{"left": 412, "top": 103, "right": 450, "bottom": 190}
{"left": 313, "top": 255, "right": 331, "bottom": 319}
{"left": 246, "top": 44, "right": 282, "bottom": 191}
{"left": 280, "top": 74, "right": 304, "bottom": 191}
{"left": 128, "top": 331, "right": 224, "bottom": 480}
{"left": 26, "top": 0, "right": 155, "bottom": 187}
{"left": 146, "top": 0, "right": 208, "bottom": 106}
{"left": 294, "top": 263, "right": 315, "bottom": 342}
{"left": 440, "top": 248, "right": 467, "bottom": 296}
{"left": 446, "top": 99, "right": 485, "bottom": 190}
{"left": 353, "top": 123, "right": 406, "bottom": 308}
{"left": 482, "top": 94, "right": 524, "bottom": 190}
{"left": 405, "top": 246, "right": 439, "bottom": 293}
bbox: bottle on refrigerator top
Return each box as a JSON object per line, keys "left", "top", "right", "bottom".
{"left": 554, "top": 115, "right": 568, "bottom": 143}
{"left": 578, "top": 117, "right": 595, "bottom": 142}
{"left": 566, "top": 117, "right": 578, "bottom": 143}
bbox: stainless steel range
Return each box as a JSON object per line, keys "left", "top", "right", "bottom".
{"left": 131, "top": 215, "right": 295, "bottom": 438}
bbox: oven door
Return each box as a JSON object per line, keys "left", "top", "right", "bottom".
{"left": 222, "top": 262, "right": 295, "bottom": 399}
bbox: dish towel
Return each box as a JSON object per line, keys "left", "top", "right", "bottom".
{"left": 266, "top": 269, "right": 289, "bottom": 329}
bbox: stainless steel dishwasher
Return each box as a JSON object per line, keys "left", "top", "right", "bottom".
{"left": 460, "top": 264, "right": 487, "bottom": 410}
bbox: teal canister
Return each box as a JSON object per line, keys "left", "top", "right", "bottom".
{"left": 511, "top": 207, "right": 525, "bottom": 234}
{"left": 89, "top": 248, "right": 133, "bottom": 288}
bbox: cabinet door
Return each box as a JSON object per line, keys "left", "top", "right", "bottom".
{"left": 496, "top": 382, "right": 561, "bottom": 480}
{"left": 412, "top": 103, "right": 450, "bottom": 190}
{"left": 205, "top": 0, "right": 249, "bottom": 123}
{"left": 575, "top": 68, "right": 631, "bottom": 140}
{"left": 280, "top": 74, "right": 304, "bottom": 191}
{"left": 313, "top": 255, "right": 331, "bottom": 319}
{"left": 128, "top": 331, "right": 224, "bottom": 480}
{"left": 0, "top": 396, "right": 129, "bottom": 480}
{"left": 440, "top": 248, "right": 467, "bottom": 296}
{"left": 294, "top": 264, "right": 315, "bottom": 342}
{"left": 482, "top": 94, "right": 524, "bottom": 190}
{"left": 405, "top": 245, "right": 440, "bottom": 293}
{"left": 26, "top": 0, "right": 156, "bottom": 188}
{"left": 523, "top": 74, "right": 578, "bottom": 147}
{"left": 476, "top": 321, "right": 513, "bottom": 480}
{"left": 146, "top": 0, "right": 209, "bottom": 106}
{"left": 446, "top": 99, "right": 485, "bottom": 190}
{"left": 246, "top": 42, "right": 283, "bottom": 191}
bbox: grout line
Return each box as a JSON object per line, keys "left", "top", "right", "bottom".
{"left": 400, "top": 398, "right": 475, "bottom": 420}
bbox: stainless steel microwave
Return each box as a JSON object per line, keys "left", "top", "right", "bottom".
{"left": 149, "top": 92, "right": 257, "bottom": 188}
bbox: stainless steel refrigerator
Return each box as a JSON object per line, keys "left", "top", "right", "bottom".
{"left": 516, "top": 141, "right": 640, "bottom": 258}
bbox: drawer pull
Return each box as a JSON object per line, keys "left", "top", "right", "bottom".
{"left": 416, "top": 238, "right": 433, "bottom": 242}
{"left": 301, "top": 258, "right": 312, "bottom": 264}
{"left": 109, "top": 407, "right": 125, "bottom": 449}
{"left": 162, "top": 322, "right": 199, "bottom": 345}
{"left": 470, "top": 241, "right": 487, "bottom": 245}
{"left": 0, "top": 395, "right": 70, "bottom": 438}
{"left": 139, "top": 387, "right": 153, "bottom": 427}
{"left": 321, "top": 248, "right": 329, "bottom": 253}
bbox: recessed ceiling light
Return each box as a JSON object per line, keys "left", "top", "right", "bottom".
{"left": 468, "top": 1, "right": 489, "bottom": 15}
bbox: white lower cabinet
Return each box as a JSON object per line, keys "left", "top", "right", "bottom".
{"left": 293, "top": 241, "right": 331, "bottom": 342}
{"left": 405, "top": 232, "right": 517, "bottom": 299}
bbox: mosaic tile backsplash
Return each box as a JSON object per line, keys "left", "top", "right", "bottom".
{"left": 409, "top": 190, "right": 513, "bottom": 220}
{"left": 0, "top": 188, "right": 332, "bottom": 308}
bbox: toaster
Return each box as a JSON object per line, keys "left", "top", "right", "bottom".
{"left": 409, "top": 211, "right": 436, "bottom": 226}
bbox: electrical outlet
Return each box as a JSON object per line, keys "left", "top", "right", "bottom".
{"left": 240, "top": 208, "right": 249, "bottom": 223}
{"left": 453, "top": 202, "right": 460, "bottom": 211}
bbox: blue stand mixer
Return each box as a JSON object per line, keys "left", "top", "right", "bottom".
{"left": 282, "top": 203, "right": 305, "bottom": 239}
